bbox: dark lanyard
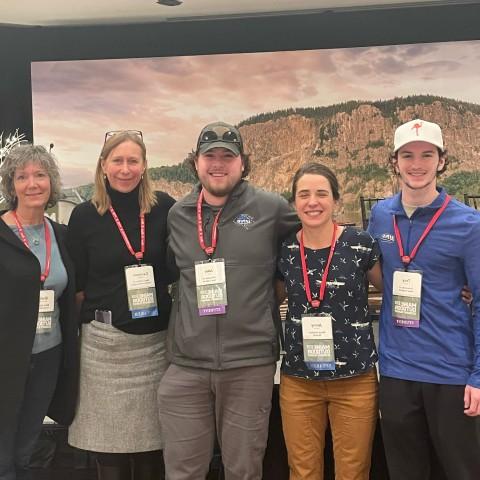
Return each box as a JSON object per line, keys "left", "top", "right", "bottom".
{"left": 197, "top": 189, "right": 223, "bottom": 257}
{"left": 109, "top": 206, "right": 145, "bottom": 263}
{"left": 393, "top": 195, "right": 451, "bottom": 267}
{"left": 299, "top": 223, "right": 338, "bottom": 309}
{"left": 13, "top": 212, "right": 51, "bottom": 285}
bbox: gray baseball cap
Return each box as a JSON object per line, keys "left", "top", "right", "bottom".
{"left": 196, "top": 122, "right": 243, "bottom": 156}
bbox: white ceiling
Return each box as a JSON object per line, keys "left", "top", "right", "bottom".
{"left": 0, "top": 0, "right": 474, "bottom": 27}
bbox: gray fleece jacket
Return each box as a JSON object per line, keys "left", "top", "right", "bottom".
{"left": 166, "top": 181, "right": 298, "bottom": 370}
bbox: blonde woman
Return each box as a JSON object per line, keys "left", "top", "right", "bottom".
{"left": 67, "top": 131, "right": 174, "bottom": 480}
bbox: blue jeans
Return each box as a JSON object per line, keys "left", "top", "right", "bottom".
{"left": 0, "top": 344, "right": 61, "bottom": 480}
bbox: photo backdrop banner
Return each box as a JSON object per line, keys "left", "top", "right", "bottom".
{"left": 31, "top": 40, "right": 480, "bottom": 223}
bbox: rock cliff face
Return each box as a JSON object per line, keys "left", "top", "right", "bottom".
{"left": 242, "top": 115, "right": 318, "bottom": 193}
{"left": 151, "top": 178, "right": 193, "bottom": 200}
{"left": 238, "top": 99, "right": 480, "bottom": 223}
{"left": 160, "top": 96, "right": 480, "bottom": 223}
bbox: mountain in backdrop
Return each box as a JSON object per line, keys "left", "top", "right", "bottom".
{"left": 67, "top": 95, "right": 480, "bottom": 224}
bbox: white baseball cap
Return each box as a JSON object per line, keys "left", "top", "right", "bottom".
{"left": 393, "top": 119, "right": 444, "bottom": 153}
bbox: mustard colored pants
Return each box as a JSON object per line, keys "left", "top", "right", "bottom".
{"left": 280, "top": 369, "right": 378, "bottom": 480}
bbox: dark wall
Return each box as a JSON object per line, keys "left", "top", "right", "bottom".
{"left": 1, "top": 3, "right": 480, "bottom": 140}
{"left": 0, "top": 29, "right": 33, "bottom": 139}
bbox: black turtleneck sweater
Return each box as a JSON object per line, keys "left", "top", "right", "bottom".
{"left": 67, "top": 186, "right": 175, "bottom": 334}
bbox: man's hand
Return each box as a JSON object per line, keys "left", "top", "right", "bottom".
{"left": 464, "top": 385, "right": 480, "bottom": 416}
{"left": 461, "top": 285, "right": 473, "bottom": 305}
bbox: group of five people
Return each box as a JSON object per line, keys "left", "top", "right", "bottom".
{"left": 0, "top": 118, "right": 479, "bottom": 480}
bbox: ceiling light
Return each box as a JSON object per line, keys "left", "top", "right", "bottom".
{"left": 156, "top": 0, "right": 183, "bottom": 5}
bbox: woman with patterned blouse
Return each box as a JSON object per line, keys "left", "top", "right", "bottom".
{"left": 276, "top": 163, "right": 383, "bottom": 480}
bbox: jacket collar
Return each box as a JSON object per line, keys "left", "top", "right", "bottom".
{"left": 0, "top": 210, "right": 57, "bottom": 254}
{"left": 389, "top": 187, "right": 447, "bottom": 216}
{"left": 0, "top": 210, "right": 31, "bottom": 252}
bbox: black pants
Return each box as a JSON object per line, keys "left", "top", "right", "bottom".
{"left": 0, "top": 344, "right": 62, "bottom": 480}
{"left": 96, "top": 451, "right": 164, "bottom": 480}
{"left": 379, "top": 376, "right": 480, "bottom": 480}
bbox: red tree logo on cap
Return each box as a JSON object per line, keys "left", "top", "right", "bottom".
{"left": 411, "top": 122, "right": 423, "bottom": 136}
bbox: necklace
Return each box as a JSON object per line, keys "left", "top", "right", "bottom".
{"left": 29, "top": 225, "right": 43, "bottom": 246}
{"left": 17, "top": 223, "right": 44, "bottom": 247}
{"left": 6, "top": 211, "right": 45, "bottom": 246}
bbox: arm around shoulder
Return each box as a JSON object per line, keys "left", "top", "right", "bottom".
{"left": 275, "top": 279, "right": 287, "bottom": 305}
{"left": 462, "top": 216, "right": 480, "bottom": 389}
{"left": 276, "top": 195, "right": 299, "bottom": 238}
{"left": 367, "top": 261, "right": 383, "bottom": 292}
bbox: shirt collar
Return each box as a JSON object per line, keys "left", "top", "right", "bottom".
{"left": 390, "top": 187, "right": 447, "bottom": 216}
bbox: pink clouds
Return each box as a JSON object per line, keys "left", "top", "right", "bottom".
{"left": 58, "top": 164, "right": 95, "bottom": 188}
{"left": 31, "top": 40, "right": 480, "bottom": 187}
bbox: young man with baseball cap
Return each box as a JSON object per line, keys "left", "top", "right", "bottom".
{"left": 368, "top": 119, "right": 480, "bottom": 479}
{"left": 158, "top": 121, "right": 298, "bottom": 479}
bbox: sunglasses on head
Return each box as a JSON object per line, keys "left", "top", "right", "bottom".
{"left": 104, "top": 130, "right": 143, "bottom": 144}
{"left": 197, "top": 129, "right": 242, "bottom": 150}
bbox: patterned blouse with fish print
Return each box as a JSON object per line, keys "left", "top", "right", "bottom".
{"left": 278, "top": 226, "right": 380, "bottom": 380}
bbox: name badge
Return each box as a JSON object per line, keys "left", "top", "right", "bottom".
{"left": 392, "top": 270, "right": 422, "bottom": 328}
{"left": 195, "top": 259, "right": 228, "bottom": 316}
{"left": 302, "top": 314, "right": 336, "bottom": 370}
{"left": 125, "top": 264, "right": 158, "bottom": 319}
{"left": 37, "top": 289, "right": 54, "bottom": 333}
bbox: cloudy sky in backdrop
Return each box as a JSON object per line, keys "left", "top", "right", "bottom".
{"left": 31, "top": 40, "right": 480, "bottom": 187}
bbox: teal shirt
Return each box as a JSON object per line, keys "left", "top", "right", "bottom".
{"left": 10, "top": 221, "right": 67, "bottom": 353}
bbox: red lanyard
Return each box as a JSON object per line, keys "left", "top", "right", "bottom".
{"left": 299, "top": 223, "right": 338, "bottom": 309}
{"left": 393, "top": 195, "right": 451, "bottom": 267}
{"left": 197, "top": 189, "right": 222, "bottom": 257}
{"left": 13, "top": 211, "right": 51, "bottom": 284}
{"left": 109, "top": 206, "right": 145, "bottom": 262}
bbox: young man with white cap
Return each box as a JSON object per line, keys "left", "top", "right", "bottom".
{"left": 158, "top": 121, "right": 298, "bottom": 480}
{"left": 368, "top": 118, "right": 480, "bottom": 479}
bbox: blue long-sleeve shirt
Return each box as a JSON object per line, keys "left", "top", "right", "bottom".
{"left": 368, "top": 188, "right": 480, "bottom": 388}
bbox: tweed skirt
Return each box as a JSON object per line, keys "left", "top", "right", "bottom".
{"left": 68, "top": 320, "right": 167, "bottom": 453}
